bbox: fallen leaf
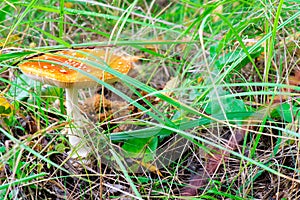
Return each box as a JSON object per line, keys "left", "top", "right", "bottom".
{"left": 64, "top": 2, "right": 74, "bottom": 8}
{"left": 0, "top": 95, "right": 13, "bottom": 117}
{"left": 82, "top": 94, "right": 131, "bottom": 122}
{"left": 197, "top": 77, "right": 203, "bottom": 83}
{"left": 269, "top": 69, "right": 300, "bottom": 103}
{"left": 181, "top": 129, "right": 245, "bottom": 196}
{"left": 133, "top": 159, "right": 163, "bottom": 177}
{"left": 155, "top": 76, "right": 179, "bottom": 101}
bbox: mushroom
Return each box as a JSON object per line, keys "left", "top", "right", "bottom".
{"left": 19, "top": 49, "right": 136, "bottom": 158}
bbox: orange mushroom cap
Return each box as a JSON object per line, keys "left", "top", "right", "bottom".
{"left": 19, "top": 49, "right": 137, "bottom": 88}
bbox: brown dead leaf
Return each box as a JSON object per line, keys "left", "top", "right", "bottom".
{"left": 82, "top": 94, "right": 132, "bottom": 122}
{"left": 269, "top": 69, "right": 300, "bottom": 103}
{"left": 181, "top": 129, "right": 245, "bottom": 196}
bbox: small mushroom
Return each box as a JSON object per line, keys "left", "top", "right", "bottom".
{"left": 19, "top": 49, "right": 136, "bottom": 159}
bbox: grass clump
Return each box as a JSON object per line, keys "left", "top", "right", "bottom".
{"left": 0, "top": 0, "right": 300, "bottom": 199}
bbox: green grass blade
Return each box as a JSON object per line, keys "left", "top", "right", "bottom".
{"left": 0, "top": 127, "right": 69, "bottom": 174}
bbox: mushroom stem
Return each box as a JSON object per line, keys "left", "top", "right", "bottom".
{"left": 65, "top": 87, "right": 90, "bottom": 158}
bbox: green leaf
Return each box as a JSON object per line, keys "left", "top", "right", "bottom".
{"left": 274, "top": 103, "right": 300, "bottom": 123}
{"left": 204, "top": 87, "right": 246, "bottom": 122}
{"left": 122, "top": 137, "right": 158, "bottom": 162}
{"left": 55, "top": 143, "right": 67, "bottom": 154}
{"left": 110, "top": 112, "right": 254, "bottom": 141}
{"left": 0, "top": 146, "right": 6, "bottom": 153}
{"left": 8, "top": 74, "right": 39, "bottom": 100}
{"left": 0, "top": 106, "right": 4, "bottom": 114}
{"left": 1, "top": 106, "right": 11, "bottom": 115}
